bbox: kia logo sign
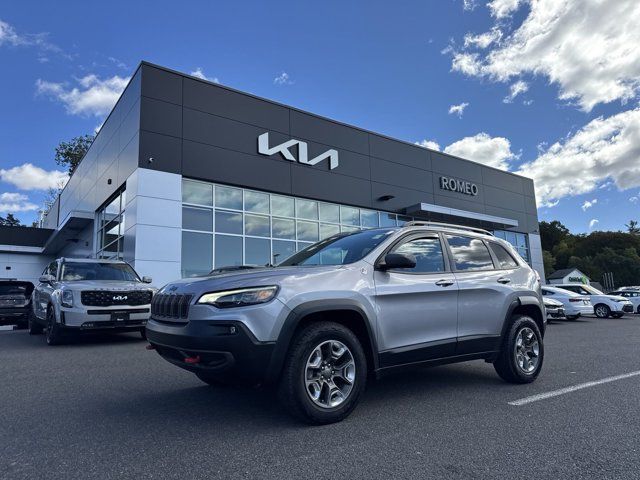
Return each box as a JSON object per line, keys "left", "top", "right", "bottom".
{"left": 439, "top": 176, "right": 478, "bottom": 196}
{"left": 258, "top": 132, "right": 339, "bottom": 170}
{"left": 113, "top": 295, "right": 128, "bottom": 301}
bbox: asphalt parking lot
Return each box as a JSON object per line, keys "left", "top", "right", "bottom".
{"left": 2, "top": 316, "right": 640, "bottom": 480}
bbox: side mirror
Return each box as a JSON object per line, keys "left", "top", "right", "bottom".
{"left": 142, "top": 276, "right": 153, "bottom": 284}
{"left": 39, "top": 274, "right": 55, "bottom": 284}
{"left": 378, "top": 253, "right": 417, "bottom": 271}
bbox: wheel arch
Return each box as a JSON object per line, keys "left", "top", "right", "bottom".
{"left": 265, "top": 300, "right": 379, "bottom": 384}
{"left": 500, "top": 296, "right": 545, "bottom": 340}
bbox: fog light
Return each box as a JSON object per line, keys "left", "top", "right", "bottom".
{"left": 229, "top": 326, "right": 236, "bottom": 334}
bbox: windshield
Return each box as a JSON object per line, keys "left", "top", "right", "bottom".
{"left": 278, "top": 229, "right": 396, "bottom": 266}
{"left": 60, "top": 262, "right": 140, "bottom": 282}
{"left": 583, "top": 285, "right": 604, "bottom": 295}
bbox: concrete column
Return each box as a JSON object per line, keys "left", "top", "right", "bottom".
{"left": 123, "top": 168, "right": 182, "bottom": 288}
{"left": 528, "top": 233, "right": 545, "bottom": 281}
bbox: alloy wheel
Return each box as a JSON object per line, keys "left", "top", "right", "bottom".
{"left": 595, "top": 305, "right": 609, "bottom": 318}
{"left": 305, "top": 340, "right": 356, "bottom": 409}
{"left": 514, "top": 327, "right": 540, "bottom": 374}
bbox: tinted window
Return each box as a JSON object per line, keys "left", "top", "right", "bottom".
{"left": 60, "top": 262, "right": 139, "bottom": 281}
{"left": 446, "top": 235, "right": 494, "bottom": 271}
{"left": 391, "top": 237, "right": 445, "bottom": 273}
{"left": 489, "top": 242, "right": 519, "bottom": 269}
{"left": 48, "top": 262, "right": 58, "bottom": 279}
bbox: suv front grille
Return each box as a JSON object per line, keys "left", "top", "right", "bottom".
{"left": 151, "top": 294, "right": 193, "bottom": 320}
{"left": 81, "top": 290, "right": 153, "bottom": 307}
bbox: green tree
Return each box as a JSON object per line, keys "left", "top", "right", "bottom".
{"left": 539, "top": 220, "right": 570, "bottom": 251}
{"left": 542, "top": 250, "right": 556, "bottom": 275}
{"left": 54, "top": 134, "right": 94, "bottom": 175}
{"left": 626, "top": 220, "right": 640, "bottom": 234}
{"left": 0, "top": 213, "right": 22, "bottom": 226}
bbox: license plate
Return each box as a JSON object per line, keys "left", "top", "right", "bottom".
{"left": 111, "top": 312, "right": 130, "bottom": 322}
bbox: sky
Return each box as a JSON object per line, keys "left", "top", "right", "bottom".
{"left": 1, "top": 0, "right": 639, "bottom": 233}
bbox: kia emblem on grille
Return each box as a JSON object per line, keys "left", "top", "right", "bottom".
{"left": 113, "top": 295, "right": 128, "bottom": 301}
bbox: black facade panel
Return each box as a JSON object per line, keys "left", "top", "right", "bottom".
{"left": 371, "top": 157, "right": 433, "bottom": 192}
{"left": 432, "top": 174, "right": 486, "bottom": 206}
{"left": 433, "top": 194, "right": 487, "bottom": 215}
{"left": 182, "top": 140, "right": 292, "bottom": 194}
{"left": 369, "top": 134, "right": 430, "bottom": 170}
{"left": 183, "top": 78, "right": 290, "bottom": 133}
{"left": 483, "top": 185, "right": 526, "bottom": 212}
{"left": 139, "top": 131, "right": 182, "bottom": 174}
{"left": 431, "top": 152, "right": 483, "bottom": 183}
{"left": 140, "top": 97, "right": 182, "bottom": 138}
{"left": 301, "top": 140, "right": 371, "bottom": 181}
{"left": 0, "top": 226, "right": 53, "bottom": 248}
{"left": 481, "top": 167, "right": 525, "bottom": 195}
{"left": 119, "top": 98, "right": 140, "bottom": 154}
{"left": 291, "top": 165, "right": 372, "bottom": 207}
{"left": 141, "top": 65, "right": 182, "bottom": 105}
{"left": 290, "top": 110, "right": 369, "bottom": 155}
{"left": 371, "top": 182, "right": 435, "bottom": 212}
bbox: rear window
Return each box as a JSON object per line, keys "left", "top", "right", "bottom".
{"left": 0, "top": 283, "right": 32, "bottom": 296}
{"left": 446, "top": 235, "right": 495, "bottom": 271}
{"left": 489, "top": 242, "right": 519, "bottom": 269}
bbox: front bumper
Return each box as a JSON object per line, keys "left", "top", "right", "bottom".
{"left": 146, "top": 318, "right": 275, "bottom": 385}
{"left": 565, "top": 304, "right": 593, "bottom": 316}
{"left": 61, "top": 306, "right": 151, "bottom": 328}
{"left": 546, "top": 307, "right": 565, "bottom": 319}
{"left": 610, "top": 303, "right": 633, "bottom": 313}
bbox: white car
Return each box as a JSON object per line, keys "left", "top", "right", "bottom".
{"left": 541, "top": 286, "right": 593, "bottom": 320}
{"left": 555, "top": 284, "right": 633, "bottom": 319}
{"left": 610, "top": 289, "right": 640, "bottom": 314}
{"left": 543, "top": 297, "right": 565, "bottom": 321}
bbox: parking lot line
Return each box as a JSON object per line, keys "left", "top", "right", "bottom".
{"left": 509, "top": 370, "right": 640, "bottom": 406}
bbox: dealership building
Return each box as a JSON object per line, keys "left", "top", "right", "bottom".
{"left": 0, "top": 62, "right": 543, "bottom": 286}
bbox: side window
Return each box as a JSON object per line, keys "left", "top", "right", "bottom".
{"left": 48, "top": 261, "right": 58, "bottom": 279}
{"left": 390, "top": 236, "right": 445, "bottom": 273}
{"left": 489, "top": 242, "right": 519, "bottom": 269}
{"left": 542, "top": 290, "right": 552, "bottom": 296}
{"left": 445, "top": 235, "right": 495, "bottom": 272}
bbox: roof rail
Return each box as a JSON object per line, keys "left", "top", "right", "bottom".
{"left": 403, "top": 221, "right": 494, "bottom": 236}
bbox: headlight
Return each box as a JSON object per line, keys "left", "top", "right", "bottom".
{"left": 197, "top": 286, "right": 278, "bottom": 308}
{"left": 61, "top": 290, "right": 74, "bottom": 308}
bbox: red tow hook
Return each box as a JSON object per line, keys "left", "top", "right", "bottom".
{"left": 184, "top": 355, "right": 201, "bottom": 364}
{"left": 145, "top": 344, "right": 156, "bottom": 350}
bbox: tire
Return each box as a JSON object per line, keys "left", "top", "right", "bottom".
{"left": 28, "top": 310, "right": 43, "bottom": 335}
{"left": 494, "top": 315, "right": 544, "bottom": 384}
{"left": 566, "top": 315, "right": 579, "bottom": 321}
{"left": 637, "top": 306, "right": 640, "bottom": 314}
{"left": 140, "top": 328, "right": 147, "bottom": 340}
{"left": 45, "top": 307, "right": 64, "bottom": 346}
{"left": 594, "top": 304, "right": 611, "bottom": 319}
{"left": 278, "top": 321, "right": 367, "bottom": 425}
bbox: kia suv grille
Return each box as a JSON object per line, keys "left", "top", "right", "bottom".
{"left": 81, "top": 290, "right": 153, "bottom": 307}
{"left": 151, "top": 294, "right": 193, "bottom": 320}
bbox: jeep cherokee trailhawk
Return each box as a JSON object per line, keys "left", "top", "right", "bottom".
{"left": 146, "top": 222, "right": 545, "bottom": 424}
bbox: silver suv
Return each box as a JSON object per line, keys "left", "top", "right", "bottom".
{"left": 146, "top": 222, "right": 545, "bottom": 424}
{"left": 29, "top": 258, "right": 156, "bottom": 345}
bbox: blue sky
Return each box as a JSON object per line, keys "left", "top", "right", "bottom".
{"left": 1, "top": 0, "right": 639, "bottom": 233}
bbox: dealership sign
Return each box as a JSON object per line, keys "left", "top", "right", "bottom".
{"left": 258, "top": 132, "right": 339, "bottom": 170}
{"left": 439, "top": 176, "right": 478, "bottom": 196}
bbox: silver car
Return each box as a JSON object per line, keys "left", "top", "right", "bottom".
{"left": 541, "top": 286, "right": 593, "bottom": 320}
{"left": 146, "top": 222, "right": 546, "bottom": 424}
{"left": 29, "top": 258, "right": 156, "bottom": 345}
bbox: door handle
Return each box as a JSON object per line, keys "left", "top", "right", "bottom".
{"left": 497, "top": 277, "right": 511, "bottom": 284}
{"left": 435, "top": 279, "right": 454, "bottom": 287}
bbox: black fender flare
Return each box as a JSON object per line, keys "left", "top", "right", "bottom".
{"left": 499, "top": 296, "right": 545, "bottom": 340}
{"left": 264, "top": 299, "right": 379, "bottom": 383}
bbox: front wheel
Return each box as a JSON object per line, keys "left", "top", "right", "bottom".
{"left": 28, "top": 310, "right": 43, "bottom": 335}
{"left": 494, "top": 315, "right": 544, "bottom": 384}
{"left": 45, "top": 308, "right": 64, "bottom": 346}
{"left": 594, "top": 304, "right": 611, "bottom": 318}
{"left": 278, "top": 322, "right": 367, "bottom": 425}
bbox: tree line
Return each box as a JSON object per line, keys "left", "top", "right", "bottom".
{"left": 540, "top": 220, "right": 640, "bottom": 287}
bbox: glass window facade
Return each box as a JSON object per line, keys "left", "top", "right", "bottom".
{"left": 96, "top": 189, "right": 126, "bottom": 260}
{"left": 493, "top": 230, "right": 530, "bottom": 263}
{"left": 180, "top": 178, "right": 534, "bottom": 277}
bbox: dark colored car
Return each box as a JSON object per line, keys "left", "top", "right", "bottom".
{"left": 0, "top": 279, "right": 34, "bottom": 328}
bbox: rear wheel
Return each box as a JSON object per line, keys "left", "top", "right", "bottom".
{"left": 279, "top": 321, "right": 367, "bottom": 425}
{"left": 594, "top": 304, "right": 611, "bottom": 318}
{"left": 494, "top": 315, "right": 543, "bottom": 384}
{"left": 28, "top": 310, "right": 43, "bottom": 335}
{"left": 45, "top": 308, "right": 63, "bottom": 346}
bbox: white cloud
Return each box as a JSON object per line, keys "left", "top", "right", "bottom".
{"left": 416, "top": 139, "right": 441, "bottom": 151}
{"left": 516, "top": 107, "right": 640, "bottom": 207}
{"left": 443, "top": 133, "right": 517, "bottom": 170}
{"left": 503, "top": 80, "right": 529, "bottom": 103}
{"left": 463, "top": 0, "right": 478, "bottom": 11}
{"left": 0, "top": 18, "right": 64, "bottom": 56}
{"left": 630, "top": 196, "right": 639, "bottom": 203}
{"left": 190, "top": 67, "right": 219, "bottom": 83}
{"left": 486, "top": 0, "right": 524, "bottom": 19}
{"left": 464, "top": 28, "right": 502, "bottom": 49}
{"left": 450, "top": 0, "right": 640, "bottom": 111}
{"left": 0, "top": 192, "right": 38, "bottom": 213}
{"left": 36, "top": 74, "right": 130, "bottom": 117}
{"left": 0, "top": 163, "right": 68, "bottom": 191}
{"left": 448, "top": 102, "right": 469, "bottom": 118}
{"left": 274, "top": 72, "right": 293, "bottom": 85}
{"left": 581, "top": 199, "right": 597, "bottom": 211}
{"left": 589, "top": 219, "right": 599, "bottom": 229}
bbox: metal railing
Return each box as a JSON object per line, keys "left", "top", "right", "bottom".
{"left": 403, "top": 221, "right": 494, "bottom": 236}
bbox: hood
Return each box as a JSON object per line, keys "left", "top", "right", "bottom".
{"left": 159, "top": 265, "right": 346, "bottom": 293}
{"left": 605, "top": 294, "right": 627, "bottom": 301}
{"left": 58, "top": 280, "right": 154, "bottom": 291}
